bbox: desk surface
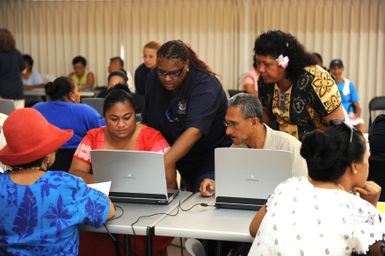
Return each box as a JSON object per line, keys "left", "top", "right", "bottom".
{"left": 155, "top": 193, "right": 256, "bottom": 242}
{"left": 81, "top": 191, "right": 192, "bottom": 236}
{"left": 24, "top": 88, "right": 95, "bottom": 97}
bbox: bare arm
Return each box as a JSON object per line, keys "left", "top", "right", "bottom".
{"left": 352, "top": 102, "right": 362, "bottom": 117}
{"left": 164, "top": 127, "right": 202, "bottom": 184}
{"left": 84, "top": 72, "right": 95, "bottom": 90}
{"left": 249, "top": 205, "right": 267, "bottom": 237}
{"left": 69, "top": 158, "right": 94, "bottom": 184}
{"left": 322, "top": 105, "right": 345, "bottom": 124}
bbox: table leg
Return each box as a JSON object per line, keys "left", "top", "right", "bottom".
{"left": 146, "top": 226, "right": 154, "bottom": 256}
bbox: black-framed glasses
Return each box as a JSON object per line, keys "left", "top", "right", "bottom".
{"left": 329, "top": 119, "right": 356, "bottom": 143}
{"left": 156, "top": 66, "right": 184, "bottom": 78}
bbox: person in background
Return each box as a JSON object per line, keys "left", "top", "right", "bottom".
{"left": 33, "top": 77, "right": 105, "bottom": 148}
{"left": 248, "top": 122, "right": 384, "bottom": 255}
{"left": 329, "top": 59, "right": 366, "bottom": 132}
{"left": 144, "top": 40, "right": 232, "bottom": 192}
{"left": 108, "top": 56, "right": 134, "bottom": 92}
{"left": 135, "top": 41, "right": 161, "bottom": 96}
{"left": 21, "top": 54, "right": 44, "bottom": 89}
{"left": 0, "top": 108, "right": 115, "bottom": 256}
{"left": 70, "top": 85, "right": 173, "bottom": 256}
{"left": 200, "top": 93, "right": 307, "bottom": 197}
{"left": 0, "top": 28, "right": 25, "bottom": 109}
{"left": 69, "top": 55, "right": 95, "bottom": 91}
{"left": 310, "top": 52, "right": 328, "bottom": 71}
{"left": 97, "top": 69, "right": 130, "bottom": 98}
{"left": 255, "top": 30, "right": 345, "bottom": 141}
{"left": 240, "top": 54, "right": 259, "bottom": 97}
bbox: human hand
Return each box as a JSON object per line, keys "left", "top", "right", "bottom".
{"left": 354, "top": 181, "right": 381, "bottom": 207}
{"left": 199, "top": 178, "right": 215, "bottom": 197}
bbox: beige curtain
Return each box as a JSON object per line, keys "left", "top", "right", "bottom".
{"left": 1, "top": 0, "right": 384, "bottom": 122}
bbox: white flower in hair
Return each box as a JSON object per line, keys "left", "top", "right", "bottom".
{"left": 276, "top": 54, "right": 290, "bottom": 69}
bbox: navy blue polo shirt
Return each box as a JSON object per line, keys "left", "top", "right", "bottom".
{"left": 144, "top": 68, "right": 231, "bottom": 183}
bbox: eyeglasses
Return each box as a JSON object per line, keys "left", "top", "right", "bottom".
{"left": 329, "top": 119, "right": 356, "bottom": 143}
{"left": 156, "top": 66, "right": 184, "bottom": 78}
{"left": 224, "top": 118, "right": 252, "bottom": 129}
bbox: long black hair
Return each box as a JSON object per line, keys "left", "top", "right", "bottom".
{"left": 254, "top": 30, "right": 316, "bottom": 83}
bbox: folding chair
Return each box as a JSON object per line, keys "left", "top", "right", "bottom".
{"left": 82, "top": 98, "right": 104, "bottom": 115}
{"left": 368, "top": 96, "right": 385, "bottom": 126}
{"left": 49, "top": 148, "right": 77, "bottom": 172}
{"left": 0, "top": 99, "right": 15, "bottom": 115}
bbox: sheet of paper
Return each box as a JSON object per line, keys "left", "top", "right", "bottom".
{"left": 88, "top": 181, "right": 111, "bottom": 196}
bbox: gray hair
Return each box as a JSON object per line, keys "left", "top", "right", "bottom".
{"left": 228, "top": 93, "right": 263, "bottom": 122}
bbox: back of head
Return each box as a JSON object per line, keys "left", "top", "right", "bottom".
{"left": 310, "top": 52, "right": 323, "bottom": 66}
{"left": 369, "top": 114, "right": 385, "bottom": 161}
{"left": 103, "top": 84, "right": 135, "bottom": 116}
{"left": 0, "top": 28, "right": 16, "bottom": 51}
{"left": 253, "top": 30, "right": 315, "bottom": 83}
{"left": 157, "top": 40, "right": 215, "bottom": 76}
{"left": 45, "top": 76, "right": 74, "bottom": 101}
{"left": 72, "top": 55, "right": 87, "bottom": 66}
{"left": 144, "top": 40, "right": 161, "bottom": 50}
{"left": 228, "top": 93, "right": 263, "bottom": 122}
{"left": 301, "top": 123, "right": 366, "bottom": 182}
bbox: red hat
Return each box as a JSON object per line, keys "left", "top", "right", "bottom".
{"left": 0, "top": 108, "right": 73, "bottom": 166}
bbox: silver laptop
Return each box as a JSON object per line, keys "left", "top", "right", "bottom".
{"left": 91, "top": 150, "right": 179, "bottom": 204}
{"left": 215, "top": 148, "right": 292, "bottom": 210}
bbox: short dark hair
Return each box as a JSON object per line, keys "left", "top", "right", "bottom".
{"left": 23, "top": 54, "right": 34, "bottom": 70}
{"left": 109, "top": 56, "right": 124, "bottom": 67}
{"left": 45, "top": 76, "right": 75, "bottom": 101}
{"left": 301, "top": 125, "right": 366, "bottom": 182}
{"left": 72, "top": 55, "right": 87, "bottom": 66}
{"left": 228, "top": 93, "right": 263, "bottom": 122}
{"left": 103, "top": 84, "right": 136, "bottom": 116}
{"left": 108, "top": 69, "right": 128, "bottom": 83}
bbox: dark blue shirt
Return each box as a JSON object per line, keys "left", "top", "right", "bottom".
{"left": 144, "top": 68, "right": 231, "bottom": 183}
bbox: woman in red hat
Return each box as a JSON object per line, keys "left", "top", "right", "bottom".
{"left": 70, "top": 84, "right": 174, "bottom": 256}
{"left": 0, "top": 108, "right": 115, "bottom": 255}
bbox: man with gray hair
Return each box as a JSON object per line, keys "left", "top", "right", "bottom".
{"left": 200, "top": 93, "right": 308, "bottom": 197}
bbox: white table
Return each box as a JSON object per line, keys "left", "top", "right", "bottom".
{"left": 81, "top": 191, "right": 192, "bottom": 256}
{"left": 24, "top": 88, "right": 95, "bottom": 97}
{"left": 154, "top": 193, "right": 256, "bottom": 243}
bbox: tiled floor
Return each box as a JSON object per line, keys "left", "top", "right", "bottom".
{"left": 168, "top": 238, "right": 189, "bottom": 256}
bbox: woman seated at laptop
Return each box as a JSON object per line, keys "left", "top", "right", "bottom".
{"left": 0, "top": 108, "right": 115, "bottom": 255}
{"left": 33, "top": 76, "right": 105, "bottom": 148}
{"left": 69, "top": 84, "right": 173, "bottom": 256}
{"left": 248, "top": 122, "right": 385, "bottom": 255}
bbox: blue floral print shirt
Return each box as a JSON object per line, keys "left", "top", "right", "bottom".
{"left": 0, "top": 171, "right": 110, "bottom": 256}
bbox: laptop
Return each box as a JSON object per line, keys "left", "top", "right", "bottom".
{"left": 215, "top": 148, "right": 292, "bottom": 211}
{"left": 91, "top": 150, "right": 179, "bottom": 204}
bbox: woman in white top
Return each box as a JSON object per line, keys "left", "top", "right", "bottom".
{"left": 249, "top": 121, "right": 384, "bottom": 256}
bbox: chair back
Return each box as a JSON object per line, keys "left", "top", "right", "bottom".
{"left": 49, "top": 148, "right": 77, "bottom": 172}
{"left": 82, "top": 98, "right": 104, "bottom": 115}
{"left": 184, "top": 238, "right": 206, "bottom": 256}
{"left": 368, "top": 159, "right": 385, "bottom": 201}
{"left": 369, "top": 96, "right": 385, "bottom": 126}
{"left": 0, "top": 99, "right": 15, "bottom": 115}
{"left": 228, "top": 89, "right": 242, "bottom": 97}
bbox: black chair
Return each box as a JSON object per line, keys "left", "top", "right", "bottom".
{"left": 368, "top": 96, "right": 385, "bottom": 126}
{"left": 227, "top": 89, "right": 243, "bottom": 97}
{"left": 50, "top": 148, "right": 77, "bottom": 172}
{"left": 368, "top": 159, "right": 385, "bottom": 201}
{"left": 82, "top": 98, "right": 104, "bottom": 115}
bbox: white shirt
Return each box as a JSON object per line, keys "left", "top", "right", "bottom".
{"left": 248, "top": 177, "right": 385, "bottom": 256}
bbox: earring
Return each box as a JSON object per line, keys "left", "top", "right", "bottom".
{"left": 353, "top": 171, "right": 358, "bottom": 174}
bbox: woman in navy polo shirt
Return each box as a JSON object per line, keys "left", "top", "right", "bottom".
{"left": 144, "top": 40, "right": 231, "bottom": 192}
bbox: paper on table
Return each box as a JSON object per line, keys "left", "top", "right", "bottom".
{"left": 88, "top": 181, "right": 111, "bottom": 196}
